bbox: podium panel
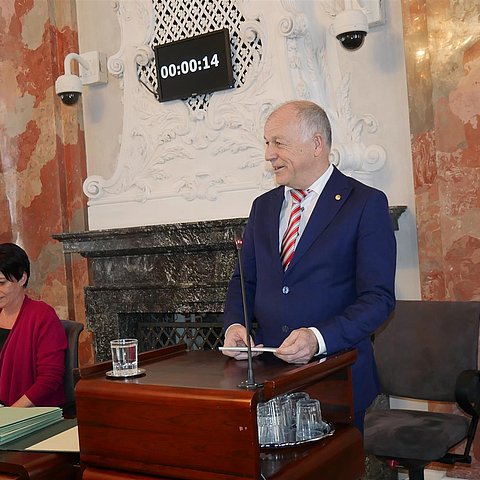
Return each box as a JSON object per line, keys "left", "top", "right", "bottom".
{"left": 75, "top": 344, "right": 363, "bottom": 479}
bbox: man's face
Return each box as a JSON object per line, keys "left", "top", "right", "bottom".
{"left": 264, "top": 105, "right": 326, "bottom": 189}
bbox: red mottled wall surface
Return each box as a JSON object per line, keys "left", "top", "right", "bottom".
{"left": 402, "top": 0, "right": 480, "bottom": 477}
{"left": 403, "top": 0, "right": 480, "bottom": 303}
{"left": 0, "top": 0, "right": 94, "bottom": 365}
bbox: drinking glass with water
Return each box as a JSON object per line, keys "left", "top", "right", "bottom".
{"left": 110, "top": 338, "right": 138, "bottom": 376}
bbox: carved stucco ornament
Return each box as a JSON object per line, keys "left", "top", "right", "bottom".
{"left": 328, "top": 74, "right": 386, "bottom": 181}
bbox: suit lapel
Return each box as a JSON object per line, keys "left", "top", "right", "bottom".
{"left": 287, "top": 167, "right": 352, "bottom": 272}
{"left": 262, "top": 187, "right": 285, "bottom": 273}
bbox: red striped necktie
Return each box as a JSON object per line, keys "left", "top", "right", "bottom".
{"left": 281, "top": 189, "right": 308, "bottom": 270}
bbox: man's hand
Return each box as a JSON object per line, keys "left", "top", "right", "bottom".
{"left": 275, "top": 328, "right": 318, "bottom": 364}
{"left": 222, "top": 324, "right": 263, "bottom": 360}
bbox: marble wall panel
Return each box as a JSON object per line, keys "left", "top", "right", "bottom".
{"left": 402, "top": 0, "right": 480, "bottom": 476}
{"left": 0, "top": 0, "right": 92, "bottom": 364}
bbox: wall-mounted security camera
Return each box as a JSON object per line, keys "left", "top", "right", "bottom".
{"left": 333, "top": 8, "right": 369, "bottom": 51}
{"left": 55, "top": 72, "right": 83, "bottom": 105}
{"left": 55, "top": 53, "right": 89, "bottom": 105}
{"left": 55, "top": 52, "right": 108, "bottom": 106}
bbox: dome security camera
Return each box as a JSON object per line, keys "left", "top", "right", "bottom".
{"left": 55, "top": 73, "right": 83, "bottom": 105}
{"left": 333, "top": 8, "right": 368, "bottom": 51}
{"left": 55, "top": 53, "right": 91, "bottom": 106}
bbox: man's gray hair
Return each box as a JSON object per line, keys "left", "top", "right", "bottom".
{"left": 271, "top": 100, "right": 332, "bottom": 148}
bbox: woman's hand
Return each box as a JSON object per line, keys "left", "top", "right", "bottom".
{"left": 11, "top": 394, "right": 34, "bottom": 407}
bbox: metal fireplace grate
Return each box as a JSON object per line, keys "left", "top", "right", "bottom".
{"left": 138, "top": 321, "right": 225, "bottom": 351}
{"left": 126, "top": 313, "right": 257, "bottom": 352}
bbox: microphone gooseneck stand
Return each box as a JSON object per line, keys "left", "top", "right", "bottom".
{"left": 234, "top": 236, "right": 263, "bottom": 390}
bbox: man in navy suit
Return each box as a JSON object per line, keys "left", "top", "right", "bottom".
{"left": 222, "top": 100, "right": 396, "bottom": 431}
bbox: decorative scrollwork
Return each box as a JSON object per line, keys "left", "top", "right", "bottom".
{"left": 134, "top": 45, "right": 154, "bottom": 66}
{"left": 83, "top": 176, "right": 105, "bottom": 199}
{"left": 107, "top": 56, "right": 124, "bottom": 77}
{"left": 242, "top": 25, "right": 259, "bottom": 43}
{"left": 279, "top": 16, "right": 295, "bottom": 36}
{"left": 279, "top": 13, "right": 308, "bottom": 38}
{"left": 329, "top": 142, "right": 386, "bottom": 173}
{"left": 364, "top": 144, "right": 387, "bottom": 171}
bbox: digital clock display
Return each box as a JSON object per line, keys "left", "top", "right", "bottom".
{"left": 154, "top": 28, "right": 234, "bottom": 102}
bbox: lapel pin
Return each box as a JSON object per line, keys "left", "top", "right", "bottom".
{"left": 335, "top": 194, "right": 341, "bottom": 201}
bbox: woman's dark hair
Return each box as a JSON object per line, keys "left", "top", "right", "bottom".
{"left": 0, "top": 243, "right": 30, "bottom": 287}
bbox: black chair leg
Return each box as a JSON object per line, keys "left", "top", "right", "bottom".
{"left": 408, "top": 467, "right": 425, "bottom": 480}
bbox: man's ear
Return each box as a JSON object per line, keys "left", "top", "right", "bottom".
{"left": 313, "top": 133, "right": 324, "bottom": 156}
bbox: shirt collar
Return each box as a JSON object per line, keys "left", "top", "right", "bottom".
{"left": 284, "top": 163, "right": 334, "bottom": 200}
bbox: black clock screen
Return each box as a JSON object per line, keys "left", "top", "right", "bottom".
{"left": 154, "top": 29, "right": 234, "bottom": 102}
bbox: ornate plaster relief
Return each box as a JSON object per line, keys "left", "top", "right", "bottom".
{"left": 83, "top": 0, "right": 387, "bottom": 227}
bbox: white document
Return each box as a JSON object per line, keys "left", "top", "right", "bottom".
{"left": 26, "top": 426, "right": 79, "bottom": 452}
{"left": 219, "top": 346, "right": 277, "bottom": 353}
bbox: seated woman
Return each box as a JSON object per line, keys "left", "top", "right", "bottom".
{"left": 0, "top": 243, "right": 67, "bottom": 407}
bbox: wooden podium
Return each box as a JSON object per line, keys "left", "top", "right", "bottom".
{"left": 75, "top": 344, "right": 364, "bottom": 480}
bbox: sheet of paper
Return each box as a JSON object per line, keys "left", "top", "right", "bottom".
{"left": 26, "top": 426, "right": 79, "bottom": 452}
{"left": 219, "top": 346, "right": 277, "bottom": 353}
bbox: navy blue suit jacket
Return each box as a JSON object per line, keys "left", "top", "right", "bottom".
{"left": 223, "top": 166, "right": 396, "bottom": 412}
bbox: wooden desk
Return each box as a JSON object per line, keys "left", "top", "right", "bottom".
{"left": 75, "top": 345, "right": 364, "bottom": 480}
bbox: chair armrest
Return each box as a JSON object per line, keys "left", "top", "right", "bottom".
{"left": 456, "top": 369, "right": 480, "bottom": 418}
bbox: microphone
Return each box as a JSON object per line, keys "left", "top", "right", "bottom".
{"left": 234, "top": 231, "right": 262, "bottom": 390}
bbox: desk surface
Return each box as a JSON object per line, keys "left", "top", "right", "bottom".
{"left": 85, "top": 349, "right": 312, "bottom": 391}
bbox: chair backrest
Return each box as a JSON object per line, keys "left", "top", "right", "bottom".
{"left": 374, "top": 300, "right": 480, "bottom": 402}
{"left": 60, "top": 320, "right": 84, "bottom": 407}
